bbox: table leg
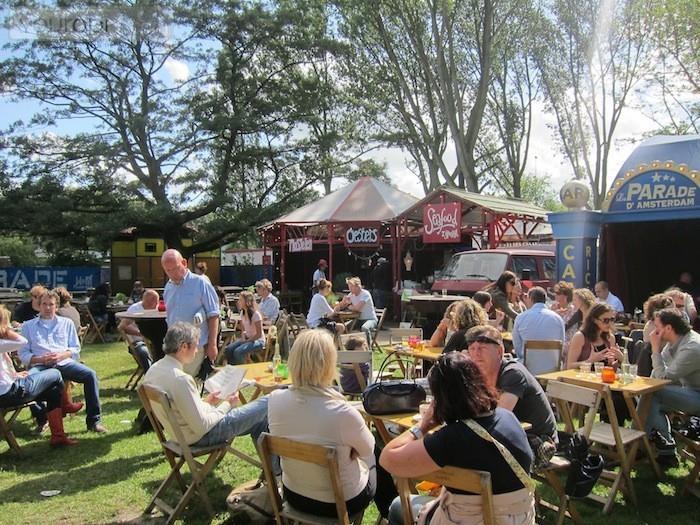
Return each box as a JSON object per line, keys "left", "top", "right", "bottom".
{"left": 372, "top": 417, "right": 394, "bottom": 445}
{"left": 625, "top": 392, "right": 661, "bottom": 478}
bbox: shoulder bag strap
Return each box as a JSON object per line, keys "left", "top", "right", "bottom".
{"left": 463, "top": 419, "right": 535, "bottom": 493}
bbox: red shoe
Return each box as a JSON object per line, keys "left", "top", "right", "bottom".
{"left": 50, "top": 434, "right": 79, "bottom": 447}
{"left": 61, "top": 388, "right": 83, "bottom": 415}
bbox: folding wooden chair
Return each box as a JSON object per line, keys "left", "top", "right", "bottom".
{"left": 1, "top": 402, "right": 35, "bottom": 453}
{"left": 119, "top": 328, "right": 146, "bottom": 390}
{"left": 674, "top": 428, "right": 700, "bottom": 499}
{"left": 257, "top": 433, "right": 366, "bottom": 525}
{"left": 336, "top": 350, "right": 373, "bottom": 398}
{"left": 536, "top": 380, "right": 602, "bottom": 525}
{"left": 560, "top": 377, "right": 646, "bottom": 514}
{"left": 523, "top": 340, "right": 563, "bottom": 376}
{"left": 396, "top": 466, "right": 495, "bottom": 525}
{"left": 369, "top": 308, "right": 387, "bottom": 353}
{"left": 79, "top": 305, "right": 107, "bottom": 344}
{"left": 137, "top": 384, "right": 238, "bottom": 524}
{"left": 78, "top": 325, "right": 89, "bottom": 346}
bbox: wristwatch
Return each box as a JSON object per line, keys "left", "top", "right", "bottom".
{"left": 408, "top": 426, "right": 423, "bottom": 440}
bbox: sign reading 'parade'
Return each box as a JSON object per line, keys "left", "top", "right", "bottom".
{"left": 608, "top": 169, "right": 698, "bottom": 212}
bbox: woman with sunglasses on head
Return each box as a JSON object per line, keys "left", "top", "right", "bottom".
{"left": 566, "top": 303, "right": 623, "bottom": 370}
{"left": 379, "top": 351, "right": 535, "bottom": 525}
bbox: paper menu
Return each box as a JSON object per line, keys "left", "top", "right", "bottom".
{"left": 204, "top": 366, "right": 247, "bottom": 399}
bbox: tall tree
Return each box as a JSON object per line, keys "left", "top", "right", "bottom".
{"left": 535, "top": 0, "right": 653, "bottom": 208}
{"left": 0, "top": 0, "right": 321, "bottom": 256}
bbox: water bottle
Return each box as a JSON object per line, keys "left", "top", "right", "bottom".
{"left": 272, "top": 338, "right": 282, "bottom": 383}
{"left": 621, "top": 347, "right": 631, "bottom": 384}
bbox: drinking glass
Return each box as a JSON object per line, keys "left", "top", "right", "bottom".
{"left": 578, "top": 363, "right": 590, "bottom": 377}
{"left": 594, "top": 362, "right": 604, "bottom": 377}
{"left": 629, "top": 364, "right": 638, "bottom": 381}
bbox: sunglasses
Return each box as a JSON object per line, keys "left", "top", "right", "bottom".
{"left": 598, "top": 317, "right": 615, "bottom": 324}
{"left": 467, "top": 335, "right": 501, "bottom": 346}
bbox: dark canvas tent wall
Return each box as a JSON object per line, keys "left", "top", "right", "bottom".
{"left": 599, "top": 135, "right": 700, "bottom": 309}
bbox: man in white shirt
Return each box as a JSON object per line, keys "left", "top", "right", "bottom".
{"left": 118, "top": 289, "right": 160, "bottom": 372}
{"left": 255, "top": 279, "right": 280, "bottom": 322}
{"left": 512, "top": 287, "right": 566, "bottom": 360}
{"left": 143, "top": 322, "right": 268, "bottom": 448}
{"left": 594, "top": 281, "right": 624, "bottom": 313}
{"left": 312, "top": 259, "right": 328, "bottom": 292}
{"left": 339, "top": 277, "right": 377, "bottom": 346}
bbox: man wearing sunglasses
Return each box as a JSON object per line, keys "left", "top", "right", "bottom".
{"left": 465, "top": 324, "right": 557, "bottom": 469}
{"left": 646, "top": 308, "right": 700, "bottom": 467}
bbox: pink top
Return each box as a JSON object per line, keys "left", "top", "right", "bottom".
{"left": 241, "top": 310, "right": 265, "bottom": 344}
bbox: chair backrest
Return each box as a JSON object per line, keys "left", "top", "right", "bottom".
{"left": 78, "top": 324, "right": 89, "bottom": 344}
{"left": 375, "top": 308, "right": 387, "bottom": 330}
{"left": 546, "top": 379, "right": 602, "bottom": 437}
{"left": 523, "top": 340, "right": 562, "bottom": 376}
{"left": 398, "top": 466, "right": 495, "bottom": 525}
{"left": 257, "top": 433, "right": 352, "bottom": 525}
{"left": 337, "top": 350, "right": 373, "bottom": 392}
{"left": 389, "top": 327, "right": 423, "bottom": 344}
{"left": 137, "top": 383, "right": 200, "bottom": 463}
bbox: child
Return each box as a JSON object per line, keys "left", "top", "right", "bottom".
{"left": 339, "top": 336, "right": 370, "bottom": 395}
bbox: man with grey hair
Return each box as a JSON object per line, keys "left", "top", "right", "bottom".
{"left": 143, "top": 322, "right": 269, "bottom": 448}
{"left": 512, "top": 286, "right": 565, "bottom": 361}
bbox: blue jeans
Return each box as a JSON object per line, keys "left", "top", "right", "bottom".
{"left": 192, "top": 397, "right": 269, "bottom": 448}
{"left": 226, "top": 339, "right": 265, "bottom": 365}
{"left": 360, "top": 319, "right": 378, "bottom": 347}
{"left": 0, "top": 369, "right": 64, "bottom": 414}
{"left": 34, "top": 360, "right": 102, "bottom": 428}
{"left": 388, "top": 494, "right": 433, "bottom": 525}
{"left": 645, "top": 384, "right": 700, "bottom": 453}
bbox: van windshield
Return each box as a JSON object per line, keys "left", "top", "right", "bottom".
{"left": 440, "top": 252, "right": 508, "bottom": 281}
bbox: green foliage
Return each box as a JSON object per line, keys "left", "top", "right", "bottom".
{"left": 519, "top": 174, "right": 566, "bottom": 211}
{"left": 0, "top": 236, "right": 39, "bottom": 266}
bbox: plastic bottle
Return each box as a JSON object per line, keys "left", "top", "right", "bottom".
{"left": 621, "top": 347, "right": 630, "bottom": 384}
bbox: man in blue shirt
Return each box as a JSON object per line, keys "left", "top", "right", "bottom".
{"left": 20, "top": 290, "right": 106, "bottom": 433}
{"left": 161, "top": 249, "right": 220, "bottom": 377}
{"left": 512, "top": 287, "right": 565, "bottom": 361}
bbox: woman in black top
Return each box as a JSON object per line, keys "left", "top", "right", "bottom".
{"left": 443, "top": 298, "right": 488, "bottom": 353}
{"left": 380, "top": 352, "right": 534, "bottom": 525}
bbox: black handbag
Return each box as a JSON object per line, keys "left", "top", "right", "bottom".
{"left": 362, "top": 354, "right": 426, "bottom": 415}
{"left": 557, "top": 431, "right": 605, "bottom": 498}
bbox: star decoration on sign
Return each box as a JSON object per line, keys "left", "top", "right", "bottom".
{"left": 651, "top": 173, "right": 661, "bottom": 182}
{"left": 663, "top": 174, "right": 670, "bottom": 181}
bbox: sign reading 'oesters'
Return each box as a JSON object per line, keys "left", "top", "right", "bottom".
{"left": 609, "top": 170, "right": 697, "bottom": 212}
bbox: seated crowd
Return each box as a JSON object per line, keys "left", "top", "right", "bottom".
{"left": 3, "top": 257, "right": 699, "bottom": 525}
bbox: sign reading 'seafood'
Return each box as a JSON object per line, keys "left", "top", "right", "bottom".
{"left": 602, "top": 161, "right": 700, "bottom": 213}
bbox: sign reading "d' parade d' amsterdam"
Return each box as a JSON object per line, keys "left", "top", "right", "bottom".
{"left": 602, "top": 162, "right": 699, "bottom": 213}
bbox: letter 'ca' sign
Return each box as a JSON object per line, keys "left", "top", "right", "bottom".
{"left": 423, "top": 202, "right": 461, "bottom": 243}
{"left": 344, "top": 225, "right": 380, "bottom": 247}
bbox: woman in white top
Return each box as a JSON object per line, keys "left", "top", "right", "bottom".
{"left": 225, "top": 291, "right": 266, "bottom": 364}
{"left": 307, "top": 279, "right": 346, "bottom": 334}
{"left": 268, "top": 329, "right": 376, "bottom": 517}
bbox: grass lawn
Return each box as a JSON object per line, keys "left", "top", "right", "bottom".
{"left": 0, "top": 341, "right": 697, "bottom": 524}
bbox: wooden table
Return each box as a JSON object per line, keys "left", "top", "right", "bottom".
{"left": 233, "top": 361, "right": 290, "bottom": 403}
{"left": 354, "top": 403, "right": 531, "bottom": 445}
{"left": 537, "top": 368, "right": 671, "bottom": 512}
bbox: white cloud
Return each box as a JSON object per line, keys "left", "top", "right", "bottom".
{"left": 164, "top": 58, "right": 189, "bottom": 82}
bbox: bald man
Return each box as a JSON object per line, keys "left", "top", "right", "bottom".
{"left": 161, "top": 249, "right": 220, "bottom": 377}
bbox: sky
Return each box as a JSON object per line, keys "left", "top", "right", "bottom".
{"left": 0, "top": 6, "right": 677, "bottom": 203}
